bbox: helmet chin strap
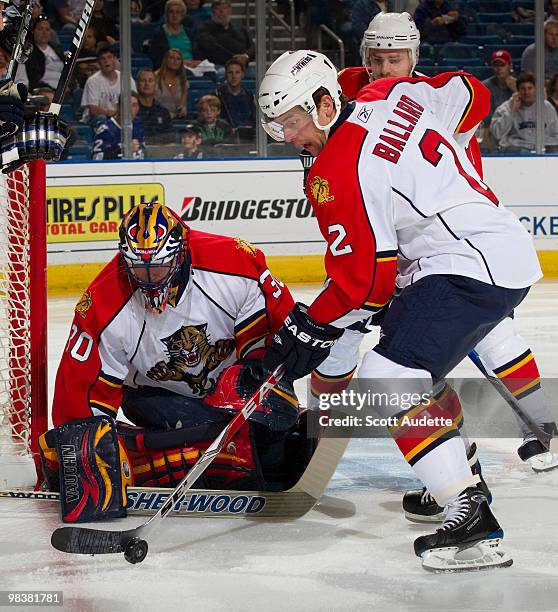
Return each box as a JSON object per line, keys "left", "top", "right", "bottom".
{"left": 311, "top": 104, "right": 341, "bottom": 138}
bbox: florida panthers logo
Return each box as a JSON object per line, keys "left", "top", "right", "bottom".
{"left": 147, "top": 323, "right": 235, "bottom": 395}
{"left": 309, "top": 176, "right": 335, "bottom": 206}
{"left": 234, "top": 238, "right": 258, "bottom": 257}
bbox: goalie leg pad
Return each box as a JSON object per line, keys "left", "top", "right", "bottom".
{"left": 39, "top": 417, "right": 133, "bottom": 523}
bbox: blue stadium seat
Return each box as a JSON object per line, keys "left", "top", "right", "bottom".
{"left": 74, "top": 124, "right": 93, "bottom": 144}
{"left": 60, "top": 104, "right": 75, "bottom": 122}
{"left": 419, "top": 43, "right": 435, "bottom": 62}
{"left": 508, "top": 36, "right": 535, "bottom": 46}
{"left": 416, "top": 58, "right": 435, "bottom": 67}
{"left": 505, "top": 23, "right": 534, "bottom": 36}
{"left": 477, "top": 12, "right": 514, "bottom": 23}
{"left": 465, "top": 24, "right": 490, "bottom": 36}
{"left": 243, "top": 79, "right": 256, "bottom": 93}
{"left": 460, "top": 35, "right": 502, "bottom": 46}
{"left": 439, "top": 57, "right": 483, "bottom": 67}
{"left": 67, "top": 144, "right": 91, "bottom": 160}
{"left": 478, "top": 0, "right": 513, "bottom": 10}
{"left": 437, "top": 43, "right": 482, "bottom": 63}
{"left": 58, "top": 33, "right": 74, "bottom": 51}
{"left": 463, "top": 66, "right": 493, "bottom": 80}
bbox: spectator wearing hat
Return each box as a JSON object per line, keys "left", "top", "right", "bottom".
{"left": 197, "top": 1, "right": 255, "bottom": 68}
{"left": 482, "top": 50, "right": 517, "bottom": 124}
{"left": 490, "top": 71, "right": 558, "bottom": 153}
{"left": 521, "top": 21, "right": 558, "bottom": 79}
{"left": 81, "top": 46, "right": 137, "bottom": 125}
{"left": 174, "top": 123, "right": 205, "bottom": 158}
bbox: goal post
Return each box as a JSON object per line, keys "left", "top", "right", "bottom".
{"left": 0, "top": 160, "right": 48, "bottom": 488}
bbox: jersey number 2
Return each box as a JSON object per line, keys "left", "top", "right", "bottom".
{"left": 419, "top": 129, "right": 499, "bottom": 205}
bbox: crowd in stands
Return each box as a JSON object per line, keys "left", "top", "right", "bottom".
{"left": 18, "top": 0, "right": 558, "bottom": 159}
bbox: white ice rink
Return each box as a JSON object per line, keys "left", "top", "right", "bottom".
{"left": 1, "top": 282, "right": 558, "bottom": 612}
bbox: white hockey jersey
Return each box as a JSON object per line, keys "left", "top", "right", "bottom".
{"left": 305, "top": 74, "right": 542, "bottom": 327}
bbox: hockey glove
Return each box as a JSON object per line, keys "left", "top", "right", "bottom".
{"left": 264, "top": 303, "right": 343, "bottom": 381}
{"left": 0, "top": 80, "right": 27, "bottom": 139}
{"left": 0, "top": 111, "right": 70, "bottom": 174}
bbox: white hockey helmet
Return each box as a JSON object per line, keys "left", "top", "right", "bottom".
{"left": 362, "top": 12, "right": 420, "bottom": 72}
{"left": 258, "top": 50, "right": 343, "bottom": 141}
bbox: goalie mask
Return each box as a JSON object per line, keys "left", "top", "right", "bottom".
{"left": 119, "top": 203, "right": 187, "bottom": 311}
{"left": 258, "top": 50, "right": 342, "bottom": 142}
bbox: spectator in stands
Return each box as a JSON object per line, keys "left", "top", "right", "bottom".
{"left": 81, "top": 46, "right": 136, "bottom": 125}
{"left": 79, "top": 27, "right": 99, "bottom": 58}
{"left": 50, "top": 0, "right": 87, "bottom": 31}
{"left": 136, "top": 67, "right": 175, "bottom": 144}
{"left": 483, "top": 50, "right": 517, "bottom": 124}
{"left": 174, "top": 123, "right": 205, "bottom": 158}
{"left": 490, "top": 71, "right": 558, "bottom": 153}
{"left": 521, "top": 21, "right": 558, "bottom": 79}
{"left": 140, "top": 0, "right": 166, "bottom": 23}
{"left": 20, "top": 16, "right": 65, "bottom": 91}
{"left": 547, "top": 72, "right": 558, "bottom": 112}
{"left": 185, "top": 0, "right": 212, "bottom": 30}
{"left": 90, "top": 0, "right": 119, "bottom": 45}
{"left": 215, "top": 58, "right": 255, "bottom": 138}
{"left": 74, "top": 55, "right": 99, "bottom": 89}
{"left": 413, "top": 0, "right": 465, "bottom": 45}
{"left": 547, "top": 0, "right": 558, "bottom": 24}
{"left": 197, "top": 0, "right": 255, "bottom": 69}
{"left": 155, "top": 48, "right": 189, "bottom": 119}
{"left": 92, "top": 93, "right": 146, "bottom": 160}
{"left": 512, "top": 0, "right": 535, "bottom": 22}
{"left": 0, "top": 46, "right": 9, "bottom": 80}
{"left": 192, "top": 94, "right": 233, "bottom": 145}
{"left": 149, "top": 0, "right": 199, "bottom": 70}
{"left": 352, "top": 0, "right": 390, "bottom": 54}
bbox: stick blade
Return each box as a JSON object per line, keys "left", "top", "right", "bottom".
{"left": 51, "top": 527, "right": 124, "bottom": 555}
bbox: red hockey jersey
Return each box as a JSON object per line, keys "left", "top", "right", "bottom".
{"left": 52, "top": 231, "right": 294, "bottom": 425}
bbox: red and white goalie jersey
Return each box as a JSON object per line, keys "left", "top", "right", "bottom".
{"left": 305, "top": 74, "right": 542, "bottom": 327}
{"left": 52, "top": 231, "right": 294, "bottom": 425}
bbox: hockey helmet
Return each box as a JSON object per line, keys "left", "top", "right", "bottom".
{"left": 258, "top": 50, "right": 342, "bottom": 142}
{"left": 362, "top": 12, "right": 420, "bottom": 74}
{"left": 119, "top": 202, "right": 187, "bottom": 310}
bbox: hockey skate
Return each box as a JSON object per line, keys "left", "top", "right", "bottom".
{"left": 402, "top": 442, "right": 491, "bottom": 523}
{"left": 517, "top": 423, "right": 558, "bottom": 473}
{"left": 414, "top": 487, "right": 513, "bottom": 573}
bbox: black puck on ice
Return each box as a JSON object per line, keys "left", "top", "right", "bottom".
{"left": 124, "top": 537, "right": 148, "bottom": 564}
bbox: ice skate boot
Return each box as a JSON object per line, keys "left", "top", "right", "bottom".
{"left": 414, "top": 487, "right": 512, "bottom": 572}
{"left": 518, "top": 423, "right": 558, "bottom": 473}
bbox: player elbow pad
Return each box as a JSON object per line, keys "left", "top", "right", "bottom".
{"left": 39, "top": 416, "right": 133, "bottom": 523}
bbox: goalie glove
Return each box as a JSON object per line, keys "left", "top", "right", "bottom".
{"left": 0, "top": 111, "right": 69, "bottom": 174}
{"left": 0, "top": 79, "right": 28, "bottom": 139}
{"left": 263, "top": 303, "right": 344, "bottom": 381}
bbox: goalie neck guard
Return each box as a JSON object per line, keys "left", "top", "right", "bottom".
{"left": 118, "top": 202, "right": 187, "bottom": 312}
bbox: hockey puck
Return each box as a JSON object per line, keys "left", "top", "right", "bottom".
{"left": 123, "top": 538, "right": 148, "bottom": 564}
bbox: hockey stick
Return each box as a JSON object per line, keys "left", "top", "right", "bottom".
{"left": 468, "top": 350, "right": 558, "bottom": 454}
{"left": 4, "top": 0, "right": 34, "bottom": 82}
{"left": 50, "top": 0, "right": 96, "bottom": 114}
{"left": 51, "top": 365, "right": 290, "bottom": 562}
{"left": 1, "top": 435, "right": 349, "bottom": 518}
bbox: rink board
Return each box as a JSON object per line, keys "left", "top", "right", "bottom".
{"left": 45, "top": 155, "right": 558, "bottom": 292}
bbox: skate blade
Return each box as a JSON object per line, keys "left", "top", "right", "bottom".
{"left": 404, "top": 510, "right": 444, "bottom": 524}
{"left": 529, "top": 452, "right": 558, "bottom": 473}
{"left": 421, "top": 538, "right": 513, "bottom": 573}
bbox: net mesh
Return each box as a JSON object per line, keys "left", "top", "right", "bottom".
{"left": 0, "top": 165, "right": 32, "bottom": 457}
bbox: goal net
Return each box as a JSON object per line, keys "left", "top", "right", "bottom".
{"left": 0, "top": 160, "right": 47, "bottom": 488}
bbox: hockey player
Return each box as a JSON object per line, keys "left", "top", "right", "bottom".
{"left": 258, "top": 50, "right": 543, "bottom": 571}
{"left": 316, "top": 13, "right": 558, "bottom": 527}
{"left": 0, "top": 1, "right": 68, "bottom": 171}
{"left": 40, "top": 202, "right": 309, "bottom": 523}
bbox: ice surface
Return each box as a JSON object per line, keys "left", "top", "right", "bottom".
{"left": 1, "top": 283, "right": 557, "bottom": 612}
